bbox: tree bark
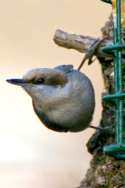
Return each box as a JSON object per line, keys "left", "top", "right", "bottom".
{"left": 54, "top": 15, "right": 125, "bottom": 188}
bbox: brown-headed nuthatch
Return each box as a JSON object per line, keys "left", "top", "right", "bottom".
{"left": 7, "top": 65, "right": 95, "bottom": 132}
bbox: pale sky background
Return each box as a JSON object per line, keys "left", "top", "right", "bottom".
{"left": 0, "top": 1, "right": 111, "bottom": 188}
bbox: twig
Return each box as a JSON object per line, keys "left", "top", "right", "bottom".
{"left": 78, "top": 38, "right": 104, "bottom": 70}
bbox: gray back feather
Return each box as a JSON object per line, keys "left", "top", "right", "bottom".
{"left": 54, "top": 64, "right": 73, "bottom": 73}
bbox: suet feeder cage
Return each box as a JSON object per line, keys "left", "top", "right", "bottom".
{"left": 101, "top": 0, "right": 125, "bottom": 159}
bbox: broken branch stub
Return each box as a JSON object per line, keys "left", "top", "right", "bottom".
{"left": 53, "top": 29, "right": 113, "bottom": 59}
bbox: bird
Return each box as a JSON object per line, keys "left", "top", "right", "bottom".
{"left": 7, "top": 64, "right": 95, "bottom": 133}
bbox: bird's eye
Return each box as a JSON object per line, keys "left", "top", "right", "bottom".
{"left": 34, "top": 78, "right": 45, "bottom": 84}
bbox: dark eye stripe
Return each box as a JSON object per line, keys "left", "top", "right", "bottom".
{"left": 34, "top": 78, "right": 45, "bottom": 84}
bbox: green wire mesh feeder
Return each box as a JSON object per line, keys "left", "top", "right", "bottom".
{"left": 101, "top": 0, "right": 125, "bottom": 159}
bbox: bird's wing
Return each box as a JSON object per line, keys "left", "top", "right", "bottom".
{"left": 54, "top": 64, "right": 73, "bottom": 73}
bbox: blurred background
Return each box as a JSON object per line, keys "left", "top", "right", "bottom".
{"left": 0, "top": 0, "right": 111, "bottom": 187}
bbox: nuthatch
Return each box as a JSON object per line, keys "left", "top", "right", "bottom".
{"left": 7, "top": 65, "right": 95, "bottom": 132}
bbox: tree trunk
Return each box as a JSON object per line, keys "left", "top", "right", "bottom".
{"left": 54, "top": 14, "right": 125, "bottom": 188}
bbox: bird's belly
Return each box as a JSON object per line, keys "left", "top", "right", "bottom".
{"left": 47, "top": 105, "right": 91, "bottom": 132}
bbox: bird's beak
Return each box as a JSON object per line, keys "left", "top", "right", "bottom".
{"left": 6, "top": 79, "right": 28, "bottom": 86}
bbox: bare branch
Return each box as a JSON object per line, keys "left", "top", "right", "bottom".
{"left": 53, "top": 29, "right": 113, "bottom": 59}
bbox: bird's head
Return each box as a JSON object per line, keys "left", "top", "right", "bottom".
{"left": 7, "top": 68, "right": 68, "bottom": 101}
